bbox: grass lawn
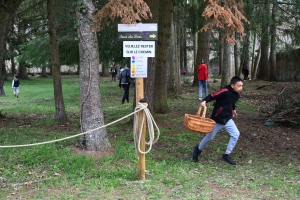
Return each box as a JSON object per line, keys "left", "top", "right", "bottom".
{"left": 0, "top": 75, "right": 299, "bottom": 199}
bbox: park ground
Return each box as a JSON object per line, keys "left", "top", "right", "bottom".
{"left": 0, "top": 76, "right": 299, "bottom": 199}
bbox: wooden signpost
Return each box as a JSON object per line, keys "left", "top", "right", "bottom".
{"left": 119, "top": 23, "right": 157, "bottom": 180}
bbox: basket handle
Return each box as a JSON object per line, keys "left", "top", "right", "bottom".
{"left": 196, "top": 106, "right": 207, "bottom": 118}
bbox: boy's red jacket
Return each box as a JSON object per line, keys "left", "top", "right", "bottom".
{"left": 197, "top": 63, "right": 208, "bottom": 81}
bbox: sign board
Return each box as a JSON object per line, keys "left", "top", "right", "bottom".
{"left": 118, "top": 32, "right": 158, "bottom": 41}
{"left": 130, "top": 56, "right": 147, "bottom": 78}
{"left": 118, "top": 23, "right": 157, "bottom": 32}
{"left": 123, "top": 41, "right": 155, "bottom": 57}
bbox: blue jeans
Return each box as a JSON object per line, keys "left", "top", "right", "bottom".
{"left": 198, "top": 119, "right": 240, "bottom": 154}
{"left": 198, "top": 80, "right": 208, "bottom": 99}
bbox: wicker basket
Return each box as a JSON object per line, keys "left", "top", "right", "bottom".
{"left": 184, "top": 106, "right": 215, "bottom": 134}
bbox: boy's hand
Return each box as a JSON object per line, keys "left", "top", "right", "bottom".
{"left": 200, "top": 101, "right": 206, "bottom": 107}
{"left": 232, "top": 110, "right": 237, "bottom": 117}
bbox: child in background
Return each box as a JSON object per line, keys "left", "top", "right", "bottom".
{"left": 12, "top": 74, "right": 20, "bottom": 98}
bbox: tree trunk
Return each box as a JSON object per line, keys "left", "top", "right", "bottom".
{"left": 167, "top": 12, "right": 181, "bottom": 97}
{"left": 41, "top": 67, "right": 47, "bottom": 77}
{"left": 269, "top": 0, "right": 277, "bottom": 81}
{"left": 144, "top": 0, "right": 159, "bottom": 113}
{"left": 239, "top": 28, "right": 251, "bottom": 77}
{"left": 47, "top": 0, "right": 68, "bottom": 122}
{"left": 179, "top": 25, "right": 184, "bottom": 72}
{"left": 152, "top": 0, "right": 172, "bottom": 114}
{"left": 239, "top": 0, "right": 253, "bottom": 77}
{"left": 76, "top": 0, "right": 111, "bottom": 151}
{"left": 183, "top": 25, "right": 187, "bottom": 71}
{"left": 220, "top": 42, "right": 232, "bottom": 88}
{"left": 234, "top": 39, "right": 240, "bottom": 76}
{"left": 193, "top": 32, "right": 198, "bottom": 78}
{"left": 0, "top": 0, "right": 24, "bottom": 79}
{"left": 251, "top": 31, "right": 257, "bottom": 79}
{"left": 218, "top": 31, "right": 224, "bottom": 76}
{"left": 253, "top": 45, "right": 261, "bottom": 79}
{"left": 8, "top": 19, "right": 16, "bottom": 75}
{"left": 17, "top": 21, "right": 29, "bottom": 79}
{"left": 257, "top": 1, "right": 270, "bottom": 80}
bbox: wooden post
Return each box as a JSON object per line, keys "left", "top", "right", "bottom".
{"left": 136, "top": 77, "right": 146, "bottom": 180}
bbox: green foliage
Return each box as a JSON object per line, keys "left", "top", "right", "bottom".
{"left": 17, "top": 35, "right": 51, "bottom": 68}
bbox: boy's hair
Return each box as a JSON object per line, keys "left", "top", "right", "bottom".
{"left": 230, "top": 76, "right": 242, "bottom": 85}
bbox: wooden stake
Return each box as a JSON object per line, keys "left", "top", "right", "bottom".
{"left": 136, "top": 78, "right": 146, "bottom": 180}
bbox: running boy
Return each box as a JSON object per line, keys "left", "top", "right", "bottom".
{"left": 192, "top": 76, "right": 243, "bottom": 165}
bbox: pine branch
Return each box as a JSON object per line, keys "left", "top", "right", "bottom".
{"left": 92, "top": 0, "right": 152, "bottom": 31}
{"left": 200, "top": 0, "right": 250, "bottom": 45}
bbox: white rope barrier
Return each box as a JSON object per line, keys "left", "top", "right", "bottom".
{"left": 0, "top": 103, "right": 160, "bottom": 153}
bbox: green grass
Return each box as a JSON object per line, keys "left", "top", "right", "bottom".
{"left": 0, "top": 76, "right": 299, "bottom": 199}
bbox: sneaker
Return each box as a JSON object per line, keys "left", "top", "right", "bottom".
{"left": 192, "top": 146, "right": 202, "bottom": 162}
{"left": 222, "top": 154, "right": 236, "bottom": 165}
{"left": 198, "top": 98, "right": 202, "bottom": 101}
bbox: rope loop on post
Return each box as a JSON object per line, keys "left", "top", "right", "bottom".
{"left": 133, "top": 102, "right": 160, "bottom": 158}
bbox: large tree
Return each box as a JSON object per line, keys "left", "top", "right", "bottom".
{"left": 76, "top": 0, "right": 111, "bottom": 151}
{"left": 0, "top": 0, "right": 25, "bottom": 79}
{"left": 269, "top": 0, "right": 277, "bottom": 81}
{"left": 144, "top": 0, "right": 158, "bottom": 113}
{"left": 152, "top": 0, "right": 173, "bottom": 114}
{"left": 257, "top": 0, "right": 271, "bottom": 80}
{"left": 47, "top": 0, "right": 68, "bottom": 122}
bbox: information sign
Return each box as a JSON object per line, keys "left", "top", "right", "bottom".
{"left": 130, "top": 56, "right": 147, "bottom": 78}
{"left": 123, "top": 41, "right": 155, "bottom": 57}
{"left": 118, "top": 23, "right": 157, "bottom": 32}
{"left": 118, "top": 32, "right": 158, "bottom": 41}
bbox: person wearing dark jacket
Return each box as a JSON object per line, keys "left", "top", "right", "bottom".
{"left": 118, "top": 66, "right": 134, "bottom": 104}
{"left": 192, "top": 76, "right": 243, "bottom": 165}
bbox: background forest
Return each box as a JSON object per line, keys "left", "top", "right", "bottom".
{"left": 0, "top": 0, "right": 300, "bottom": 198}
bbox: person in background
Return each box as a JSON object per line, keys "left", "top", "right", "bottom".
{"left": 110, "top": 65, "right": 118, "bottom": 82}
{"left": 0, "top": 77, "right": 5, "bottom": 96}
{"left": 242, "top": 65, "right": 249, "bottom": 81}
{"left": 118, "top": 67, "right": 124, "bottom": 80}
{"left": 182, "top": 68, "right": 187, "bottom": 76}
{"left": 12, "top": 74, "right": 20, "bottom": 98}
{"left": 197, "top": 59, "right": 208, "bottom": 101}
{"left": 118, "top": 66, "right": 134, "bottom": 104}
{"left": 192, "top": 76, "right": 243, "bottom": 165}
